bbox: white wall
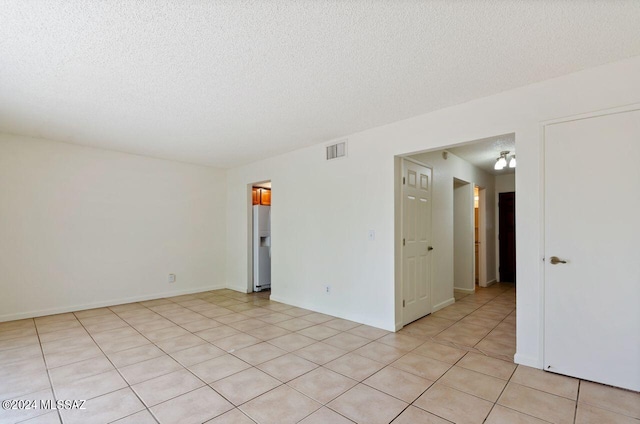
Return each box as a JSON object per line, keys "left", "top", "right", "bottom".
{"left": 0, "top": 135, "right": 227, "bottom": 321}
{"left": 225, "top": 56, "right": 640, "bottom": 368}
{"left": 495, "top": 173, "right": 516, "bottom": 282}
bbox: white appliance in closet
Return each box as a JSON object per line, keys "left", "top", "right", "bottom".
{"left": 253, "top": 205, "right": 271, "bottom": 292}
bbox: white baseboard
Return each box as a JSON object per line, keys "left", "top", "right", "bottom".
{"left": 482, "top": 279, "right": 497, "bottom": 288}
{"left": 453, "top": 287, "right": 476, "bottom": 294}
{"left": 225, "top": 284, "right": 250, "bottom": 294}
{"left": 432, "top": 297, "right": 455, "bottom": 312}
{"left": 514, "top": 353, "right": 541, "bottom": 368}
{"left": 0, "top": 284, "right": 226, "bottom": 322}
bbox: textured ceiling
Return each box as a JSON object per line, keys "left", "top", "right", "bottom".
{"left": 1, "top": 1, "right": 640, "bottom": 168}
{"left": 447, "top": 134, "right": 516, "bottom": 176}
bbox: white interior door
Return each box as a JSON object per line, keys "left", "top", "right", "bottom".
{"left": 544, "top": 108, "right": 640, "bottom": 391}
{"left": 402, "top": 159, "right": 433, "bottom": 325}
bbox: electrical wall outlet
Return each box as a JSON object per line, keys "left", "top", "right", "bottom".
{"left": 325, "top": 285, "right": 331, "bottom": 294}
{"left": 168, "top": 274, "right": 176, "bottom": 283}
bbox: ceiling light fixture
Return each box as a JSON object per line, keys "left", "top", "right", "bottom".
{"left": 494, "top": 151, "right": 509, "bottom": 170}
{"left": 509, "top": 155, "right": 516, "bottom": 168}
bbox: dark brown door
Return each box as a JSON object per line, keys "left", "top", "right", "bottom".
{"left": 499, "top": 192, "right": 516, "bottom": 282}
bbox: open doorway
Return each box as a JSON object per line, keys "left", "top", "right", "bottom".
{"left": 248, "top": 181, "right": 271, "bottom": 294}
{"left": 453, "top": 178, "right": 474, "bottom": 293}
{"left": 395, "top": 133, "right": 516, "bottom": 328}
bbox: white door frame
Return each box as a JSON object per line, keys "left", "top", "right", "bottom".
{"left": 398, "top": 157, "right": 433, "bottom": 327}
{"left": 540, "top": 102, "right": 640, "bottom": 371}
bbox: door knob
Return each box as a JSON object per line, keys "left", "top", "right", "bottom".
{"left": 549, "top": 256, "right": 567, "bottom": 265}
{"left": 428, "top": 246, "right": 434, "bottom": 251}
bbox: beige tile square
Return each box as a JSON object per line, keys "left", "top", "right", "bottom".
{"left": 296, "top": 325, "right": 341, "bottom": 341}
{"left": 511, "top": 366, "right": 579, "bottom": 399}
{"left": 131, "top": 368, "right": 204, "bottom": 407}
{"left": 151, "top": 386, "right": 234, "bottom": 424}
{"left": 575, "top": 402, "right": 639, "bottom": 424}
{"left": 213, "top": 333, "right": 261, "bottom": 352}
{"left": 119, "top": 355, "right": 183, "bottom": 385}
{"left": 281, "top": 307, "right": 314, "bottom": 318}
{"left": 257, "top": 353, "right": 318, "bottom": 382}
{"left": 579, "top": 380, "right": 640, "bottom": 419}
{"left": 36, "top": 320, "right": 82, "bottom": 334}
{"left": 353, "top": 341, "right": 405, "bottom": 364}
{"left": 438, "top": 366, "right": 507, "bottom": 402}
{"left": 215, "top": 313, "right": 251, "bottom": 325}
{"left": 414, "top": 384, "right": 493, "bottom": 424}
{"left": 413, "top": 341, "right": 467, "bottom": 364}
{"left": 48, "top": 355, "right": 114, "bottom": 385}
{"left": 90, "top": 326, "right": 138, "bottom": 343}
{"left": 275, "top": 318, "right": 316, "bottom": 332}
{"left": 0, "top": 388, "right": 55, "bottom": 423}
{"left": 297, "top": 407, "right": 354, "bottom": 424}
{"left": 434, "top": 322, "right": 491, "bottom": 347}
{"left": 328, "top": 384, "right": 408, "bottom": 424}
{"left": 295, "top": 342, "right": 348, "bottom": 365}
{"left": 240, "top": 308, "right": 271, "bottom": 318}
{"left": 457, "top": 352, "right": 516, "bottom": 380}
{"left": 189, "top": 354, "right": 251, "bottom": 383}
{"left": 392, "top": 405, "right": 451, "bottom": 424}
{"left": 377, "top": 333, "right": 424, "bottom": 351}
{"left": 179, "top": 318, "right": 222, "bottom": 333}
{"left": 256, "top": 312, "right": 293, "bottom": 325}
{"left": 0, "top": 367, "right": 51, "bottom": 399}
{"left": 170, "top": 343, "right": 226, "bottom": 367}
{"left": 322, "top": 318, "right": 361, "bottom": 332}
{"left": 398, "top": 322, "right": 443, "bottom": 339}
{"left": 228, "top": 318, "right": 270, "bottom": 332}
{"left": 325, "top": 352, "right": 385, "bottom": 381}
{"left": 240, "top": 385, "right": 321, "bottom": 424}
{"left": 232, "top": 342, "right": 287, "bottom": 365}
{"left": 245, "top": 324, "right": 291, "bottom": 341}
{"left": 97, "top": 334, "right": 150, "bottom": 354}
{"left": 53, "top": 369, "right": 127, "bottom": 400}
{"left": 391, "top": 352, "right": 451, "bottom": 380}
{"left": 0, "top": 334, "right": 39, "bottom": 352}
{"left": 204, "top": 408, "right": 256, "bottom": 424}
{"left": 60, "top": 387, "right": 144, "bottom": 424}
{"left": 143, "top": 325, "right": 190, "bottom": 342}
{"left": 19, "top": 411, "right": 62, "bottom": 424}
{"left": 38, "top": 328, "right": 88, "bottom": 344}
{"left": 130, "top": 318, "right": 174, "bottom": 332}
{"left": 44, "top": 344, "right": 104, "bottom": 368}
{"left": 112, "top": 409, "right": 159, "bottom": 424}
{"left": 498, "top": 382, "right": 576, "bottom": 424}
{"left": 300, "top": 313, "right": 334, "bottom": 324}
{"left": 363, "top": 366, "right": 433, "bottom": 403}
{"left": 108, "top": 344, "right": 165, "bottom": 368}
{"left": 267, "top": 333, "right": 316, "bottom": 352}
{"left": 347, "top": 325, "right": 390, "bottom": 340}
{"left": 0, "top": 345, "right": 43, "bottom": 367}
{"left": 197, "top": 326, "right": 242, "bottom": 342}
{"left": 288, "top": 367, "right": 357, "bottom": 404}
{"left": 155, "top": 333, "right": 206, "bottom": 353}
{"left": 485, "top": 405, "right": 549, "bottom": 423}
{"left": 322, "top": 333, "right": 370, "bottom": 351}
{"left": 212, "top": 368, "right": 281, "bottom": 405}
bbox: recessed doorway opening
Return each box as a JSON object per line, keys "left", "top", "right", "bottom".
{"left": 247, "top": 180, "right": 272, "bottom": 295}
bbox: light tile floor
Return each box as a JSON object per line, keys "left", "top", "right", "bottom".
{"left": 1, "top": 284, "right": 639, "bottom": 423}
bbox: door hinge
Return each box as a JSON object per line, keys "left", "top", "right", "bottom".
{"left": 402, "top": 238, "right": 405, "bottom": 246}
{"left": 403, "top": 300, "right": 405, "bottom": 307}
{"left": 403, "top": 177, "right": 406, "bottom": 185}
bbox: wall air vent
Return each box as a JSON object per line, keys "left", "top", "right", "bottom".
{"left": 326, "top": 140, "right": 347, "bottom": 160}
